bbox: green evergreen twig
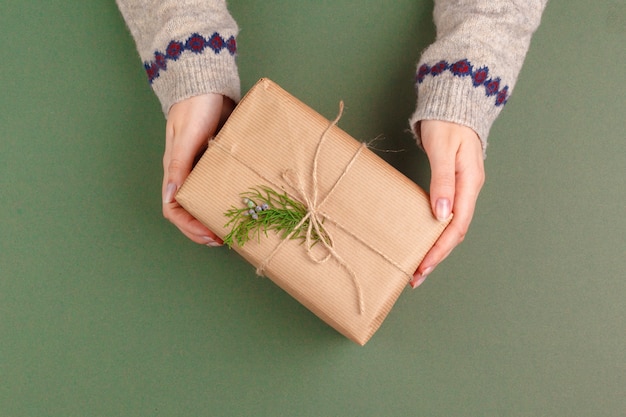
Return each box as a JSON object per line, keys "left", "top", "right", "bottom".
{"left": 223, "top": 186, "right": 328, "bottom": 248}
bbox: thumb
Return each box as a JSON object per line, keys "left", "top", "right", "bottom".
{"left": 421, "top": 124, "right": 457, "bottom": 222}
{"left": 162, "top": 125, "right": 209, "bottom": 205}
{"left": 162, "top": 96, "right": 223, "bottom": 203}
{"left": 430, "top": 163, "right": 455, "bottom": 222}
{"left": 163, "top": 124, "right": 194, "bottom": 204}
{"left": 163, "top": 156, "right": 194, "bottom": 204}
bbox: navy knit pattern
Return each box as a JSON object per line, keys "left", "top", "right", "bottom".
{"left": 144, "top": 32, "right": 237, "bottom": 83}
{"left": 416, "top": 59, "right": 510, "bottom": 107}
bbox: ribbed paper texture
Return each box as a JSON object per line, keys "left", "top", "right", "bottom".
{"left": 176, "top": 78, "right": 449, "bottom": 345}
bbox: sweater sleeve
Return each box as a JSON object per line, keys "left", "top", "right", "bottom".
{"left": 410, "top": 0, "right": 548, "bottom": 154}
{"left": 116, "top": 0, "right": 240, "bottom": 116}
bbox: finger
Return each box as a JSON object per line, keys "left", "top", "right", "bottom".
{"left": 413, "top": 203, "right": 472, "bottom": 280}
{"left": 163, "top": 200, "right": 223, "bottom": 246}
{"left": 409, "top": 207, "right": 471, "bottom": 289}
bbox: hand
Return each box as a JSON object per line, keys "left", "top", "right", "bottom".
{"left": 410, "top": 120, "right": 485, "bottom": 288}
{"left": 162, "top": 93, "right": 235, "bottom": 246}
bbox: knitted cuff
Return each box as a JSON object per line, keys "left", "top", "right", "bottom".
{"left": 151, "top": 49, "right": 240, "bottom": 117}
{"left": 409, "top": 72, "right": 506, "bottom": 158}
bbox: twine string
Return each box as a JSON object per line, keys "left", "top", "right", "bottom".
{"left": 255, "top": 102, "right": 366, "bottom": 314}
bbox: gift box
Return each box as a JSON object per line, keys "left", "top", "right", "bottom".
{"left": 176, "top": 78, "right": 449, "bottom": 345}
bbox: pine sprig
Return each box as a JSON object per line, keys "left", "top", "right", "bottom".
{"left": 223, "top": 186, "right": 328, "bottom": 248}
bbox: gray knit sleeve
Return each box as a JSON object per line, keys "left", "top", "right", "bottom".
{"left": 116, "top": 0, "right": 240, "bottom": 116}
{"left": 410, "top": 0, "right": 548, "bottom": 154}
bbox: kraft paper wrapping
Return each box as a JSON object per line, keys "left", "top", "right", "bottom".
{"left": 176, "top": 78, "right": 449, "bottom": 345}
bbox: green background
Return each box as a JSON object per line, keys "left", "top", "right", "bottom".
{"left": 1, "top": 0, "right": 625, "bottom": 415}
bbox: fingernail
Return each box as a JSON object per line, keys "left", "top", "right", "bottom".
{"left": 435, "top": 198, "right": 451, "bottom": 222}
{"left": 410, "top": 274, "right": 427, "bottom": 289}
{"left": 164, "top": 183, "right": 177, "bottom": 204}
{"left": 410, "top": 266, "right": 433, "bottom": 289}
{"left": 203, "top": 236, "right": 222, "bottom": 247}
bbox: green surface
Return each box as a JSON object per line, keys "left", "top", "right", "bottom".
{"left": 1, "top": 1, "right": 625, "bottom": 416}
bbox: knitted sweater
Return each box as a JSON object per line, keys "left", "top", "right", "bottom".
{"left": 117, "top": 0, "right": 547, "bottom": 151}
